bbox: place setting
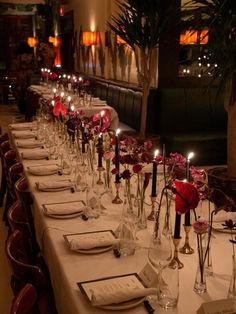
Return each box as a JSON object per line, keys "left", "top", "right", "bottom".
{"left": 42, "top": 200, "right": 85, "bottom": 219}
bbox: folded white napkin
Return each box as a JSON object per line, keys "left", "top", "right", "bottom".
{"left": 16, "top": 139, "right": 43, "bottom": 149}
{"left": 9, "top": 122, "right": 35, "bottom": 130}
{"left": 69, "top": 237, "right": 119, "bottom": 251}
{"left": 43, "top": 201, "right": 84, "bottom": 215}
{"left": 36, "top": 180, "right": 73, "bottom": 191}
{"left": 13, "top": 130, "right": 36, "bottom": 139}
{"left": 21, "top": 150, "right": 49, "bottom": 160}
{"left": 213, "top": 211, "right": 236, "bottom": 222}
{"left": 28, "top": 164, "right": 61, "bottom": 176}
{"left": 91, "top": 287, "right": 156, "bottom": 306}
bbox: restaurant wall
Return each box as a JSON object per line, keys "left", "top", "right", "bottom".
{"left": 64, "top": 0, "right": 158, "bottom": 88}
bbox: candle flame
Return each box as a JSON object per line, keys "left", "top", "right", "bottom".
{"left": 71, "top": 105, "right": 74, "bottom": 111}
{"left": 67, "top": 96, "right": 71, "bottom": 102}
{"left": 101, "top": 110, "right": 105, "bottom": 117}
{"left": 116, "top": 129, "right": 120, "bottom": 136}
{"left": 51, "top": 100, "right": 55, "bottom": 106}
{"left": 154, "top": 149, "right": 159, "bottom": 157}
{"left": 187, "top": 151, "right": 194, "bottom": 161}
{"left": 60, "top": 92, "right": 64, "bottom": 98}
{"left": 79, "top": 76, "right": 83, "bottom": 81}
{"left": 53, "top": 88, "right": 56, "bottom": 94}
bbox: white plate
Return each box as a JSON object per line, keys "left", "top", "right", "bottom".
{"left": 76, "top": 246, "right": 113, "bottom": 254}
{"left": 212, "top": 222, "right": 236, "bottom": 234}
{"left": 98, "top": 297, "right": 145, "bottom": 310}
{"left": 44, "top": 211, "right": 83, "bottom": 219}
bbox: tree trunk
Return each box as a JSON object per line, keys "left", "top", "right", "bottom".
{"left": 225, "top": 77, "right": 236, "bottom": 178}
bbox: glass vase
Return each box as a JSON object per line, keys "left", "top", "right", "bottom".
{"left": 205, "top": 245, "right": 213, "bottom": 276}
{"left": 228, "top": 255, "right": 236, "bottom": 302}
{"left": 136, "top": 196, "right": 147, "bottom": 230}
{"left": 193, "top": 264, "right": 207, "bottom": 294}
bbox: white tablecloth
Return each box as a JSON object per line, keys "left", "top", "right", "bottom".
{"left": 9, "top": 123, "right": 235, "bottom": 314}
{"left": 29, "top": 85, "right": 119, "bottom": 130}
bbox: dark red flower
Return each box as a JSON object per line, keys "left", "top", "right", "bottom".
{"left": 121, "top": 169, "right": 131, "bottom": 180}
{"left": 173, "top": 180, "right": 199, "bottom": 214}
{"left": 133, "top": 164, "right": 142, "bottom": 174}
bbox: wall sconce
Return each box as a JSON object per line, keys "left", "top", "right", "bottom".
{"left": 48, "top": 36, "right": 61, "bottom": 47}
{"left": 180, "top": 29, "right": 208, "bottom": 45}
{"left": 116, "top": 35, "right": 127, "bottom": 45}
{"left": 27, "top": 37, "right": 38, "bottom": 47}
{"left": 82, "top": 32, "right": 98, "bottom": 46}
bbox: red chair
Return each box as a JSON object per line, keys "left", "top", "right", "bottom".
{"left": 7, "top": 200, "right": 31, "bottom": 241}
{"left": 10, "top": 283, "right": 37, "bottom": 314}
{"left": 6, "top": 230, "right": 57, "bottom": 314}
{"left": 2, "top": 149, "right": 17, "bottom": 222}
{"left": 14, "top": 176, "right": 39, "bottom": 255}
{"left": 0, "top": 135, "right": 10, "bottom": 206}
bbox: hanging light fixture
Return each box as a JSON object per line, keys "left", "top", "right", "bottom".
{"left": 27, "top": 37, "right": 38, "bottom": 47}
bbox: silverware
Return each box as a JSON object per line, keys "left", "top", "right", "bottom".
{"left": 143, "top": 299, "right": 155, "bottom": 314}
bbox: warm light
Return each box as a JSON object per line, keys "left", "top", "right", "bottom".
{"left": 67, "top": 96, "right": 71, "bottom": 102}
{"left": 71, "top": 105, "right": 74, "bottom": 111}
{"left": 116, "top": 35, "right": 127, "bottom": 45}
{"left": 116, "top": 129, "right": 120, "bottom": 136}
{"left": 27, "top": 37, "right": 38, "bottom": 47}
{"left": 79, "top": 76, "right": 83, "bottom": 81}
{"left": 180, "top": 29, "right": 208, "bottom": 45}
{"left": 60, "top": 92, "right": 64, "bottom": 98}
{"left": 100, "top": 110, "right": 105, "bottom": 117}
{"left": 187, "top": 152, "right": 194, "bottom": 161}
{"left": 154, "top": 149, "right": 159, "bottom": 157}
{"left": 51, "top": 100, "right": 55, "bottom": 107}
{"left": 82, "top": 32, "right": 98, "bottom": 46}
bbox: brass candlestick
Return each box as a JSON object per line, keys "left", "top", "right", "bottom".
{"left": 112, "top": 182, "right": 123, "bottom": 204}
{"left": 179, "top": 225, "right": 194, "bottom": 255}
{"left": 96, "top": 167, "right": 104, "bottom": 185}
{"left": 147, "top": 196, "right": 157, "bottom": 221}
{"left": 169, "top": 237, "right": 184, "bottom": 269}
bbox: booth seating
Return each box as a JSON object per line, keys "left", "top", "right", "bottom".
{"left": 89, "top": 78, "right": 227, "bottom": 165}
{"left": 156, "top": 87, "right": 227, "bottom": 165}
{"left": 91, "top": 80, "right": 143, "bottom": 133}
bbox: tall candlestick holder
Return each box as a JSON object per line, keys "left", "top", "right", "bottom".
{"left": 169, "top": 238, "right": 184, "bottom": 269}
{"left": 97, "top": 167, "right": 104, "bottom": 185}
{"left": 179, "top": 225, "right": 194, "bottom": 255}
{"left": 147, "top": 196, "right": 157, "bottom": 221}
{"left": 112, "top": 182, "right": 123, "bottom": 204}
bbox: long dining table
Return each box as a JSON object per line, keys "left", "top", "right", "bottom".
{"left": 8, "top": 122, "right": 236, "bottom": 314}
{"left": 28, "top": 84, "right": 119, "bottom": 130}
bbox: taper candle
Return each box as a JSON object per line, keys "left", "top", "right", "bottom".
{"left": 174, "top": 213, "right": 181, "bottom": 239}
{"left": 185, "top": 152, "right": 194, "bottom": 226}
{"left": 115, "top": 129, "right": 120, "bottom": 183}
{"left": 151, "top": 149, "right": 159, "bottom": 197}
{"left": 98, "top": 133, "right": 103, "bottom": 167}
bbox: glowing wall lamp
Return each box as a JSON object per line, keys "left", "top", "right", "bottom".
{"left": 180, "top": 29, "right": 208, "bottom": 45}
{"left": 27, "top": 37, "right": 38, "bottom": 47}
{"left": 116, "top": 35, "right": 127, "bottom": 45}
{"left": 82, "top": 32, "right": 98, "bottom": 46}
{"left": 48, "top": 36, "right": 61, "bottom": 67}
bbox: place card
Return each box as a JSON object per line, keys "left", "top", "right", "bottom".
{"left": 197, "top": 298, "right": 236, "bottom": 314}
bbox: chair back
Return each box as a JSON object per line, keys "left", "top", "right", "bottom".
{"left": 5, "top": 230, "right": 48, "bottom": 294}
{"left": 7, "top": 200, "right": 31, "bottom": 239}
{"left": 9, "top": 162, "right": 24, "bottom": 189}
{"left": 10, "top": 283, "right": 37, "bottom": 314}
{"left": 0, "top": 139, "right": 11, "bottom": 156}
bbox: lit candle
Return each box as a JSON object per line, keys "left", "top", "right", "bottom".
{"left": 60, "top": 92, "right": 64, "bottom": 101}
{"left": 151, "top": 149, "right": 159, "bottom": 197}
{"left": 67, "top": 96, "right": 72, "bottom": 108}
{"left": 100, "top": 110, "right": 105, "bottom": 129}
{"left": 98, "top": 133, "right": 103, "bottom": 168}
{"left": 81, "top": 123, "right": 85, "bottom": 153}
{"left": 70, "top": 105, "right": 75, "bottom": 112}
{"left": 115, "top": 129, "right": 120, "bottom": 183}
{"left": 53, "top": 88, "right": 56, "bottom": 98}
{"left": 185, "top": 151, "right": 194, "bottom": 226}
{"left": 174, "top": 213, "right": 181, "bottom": 239}
{"left": 51, "top": 100, "right": 55, "bottom": 107}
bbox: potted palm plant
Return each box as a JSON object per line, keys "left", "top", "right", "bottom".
{"left": 108, "top": 0, "right": 176, "bottom": 139}
{"left": 182, "top": 0, "right": 236, "bottom": 201}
